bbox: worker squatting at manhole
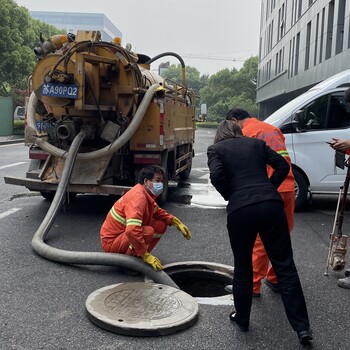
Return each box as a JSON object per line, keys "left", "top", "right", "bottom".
{"left": 85, "top": 282, "right": 199, "bottom": 336}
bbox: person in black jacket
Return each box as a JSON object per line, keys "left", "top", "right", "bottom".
{"left": 207, "top": 120, "right": 312, "bottom": 345}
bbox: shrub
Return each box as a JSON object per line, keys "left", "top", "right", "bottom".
{"left": 13, "top": 120, "right": 25, "bottom": 135}
{"left": 195, "top": 122, "right": 219, "bottom": 129}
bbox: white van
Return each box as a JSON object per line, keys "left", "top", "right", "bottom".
{"left": 14, "top": 106, "right": 25, "bottom": 120}
{"left": 264, "top": 69, "right": 350, "bottom": 211}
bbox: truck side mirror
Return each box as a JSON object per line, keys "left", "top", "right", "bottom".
{"left": 292, "top": 110, "right": 306, "bottom": 132}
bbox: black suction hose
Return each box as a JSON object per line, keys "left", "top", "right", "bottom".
{"left": 31, "top": 130, "right": 179, "bottom": 288}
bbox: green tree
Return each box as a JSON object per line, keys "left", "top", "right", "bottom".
{"left": 161, "top": 64, "right": 209, "bottom": 113}
{"left": 0, "top": 0, "right": 33, "bottom": 93}
{"left": 0, "top": 0, "right": 63, "bottom": 95}
{"left": 199, "top": 56, "right": 258, "bottom": 120}
{"left": 161, "top": 64, "right": 208, "bottom": 95}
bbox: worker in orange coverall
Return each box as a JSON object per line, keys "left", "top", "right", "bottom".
{"left": 100, "top": 165, "right": 191, "bottom": 271}
{"left": 226, "top": 108, "right": 295, "bottom": 297}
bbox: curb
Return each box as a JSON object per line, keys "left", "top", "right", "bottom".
{"left": 0, "top": 138, "right": 25, "bottom": 146}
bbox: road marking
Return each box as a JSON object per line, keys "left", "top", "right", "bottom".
{"left": 0, "top": 208, "right": 21, "bottom": 219}
{"left": 0, "top": 162, "right": 27, "bottom": 170}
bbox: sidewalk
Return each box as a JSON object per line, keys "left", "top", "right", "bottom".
{"left": 0, "top": 135, "right": 24, "bottom": 145}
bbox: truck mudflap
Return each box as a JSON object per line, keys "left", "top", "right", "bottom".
{"left": 4, "top": 176, "right": 131, "bottom": 196}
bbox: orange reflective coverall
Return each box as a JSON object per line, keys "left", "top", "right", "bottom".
{"left": 242, "top": 118, "right": 295, "bottom": 294}
{"left": 100, "top": 184, "right": 174, "bottom": 256}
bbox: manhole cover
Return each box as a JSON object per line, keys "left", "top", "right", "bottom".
{"left": 86, "top": 282, "right": 199, "bottom": 336}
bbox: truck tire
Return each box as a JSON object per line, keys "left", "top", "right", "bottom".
{"left": 40, "top": 191, "right": 77, "bottom": 202}
{"left": 157, "top": 151, "right": 169, "bottom": 205}
{"left": 178, "top": 161, "right": 192, "bottom": 180}
{"left": 157, "top": 174, "right": 168, "bottom": 205}
{"left": 40, "top": 191, "right": 55, "bottom": 201}
{"left": 293, "top": 169, "right": 308, "bottom": 212}
{"left": 178, "top": 149, "right": 193, "bottom": 180}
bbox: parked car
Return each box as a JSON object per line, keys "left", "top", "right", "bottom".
{"left": 14, "top": 106, "right": 25, "bottom": 120}
{"left": 265, "top": 69, "right": 350, "bottom": 211}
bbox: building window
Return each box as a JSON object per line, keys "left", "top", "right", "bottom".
{"left": 314, "top": 13, "right": 319, "bottom": 66}
{"left": 271, "top": 0, "right": 274, "bottom": 12}
{"left": 297, "top": 0, "right": 303, "bottom": 19}
{"left": 305, "top": 21, "right": 311, "bottom": 70}
{"left": 270, "top": 20, "right": 274, "bottom": 50}
{"left": 276, "top": 48, "right": 284, "bottom": 74}
{"left": 259, "top": 36, "right": 262, "bottom": 60}
{"left": 289, "top": 37, "right": 295, "bottom": 77}
{"left": 295, "top": 32, "right": 300, "bottom": 75}
{"left": 335, "top": 0, "right": 346, "bottom": 54}
{"left": 320, "top": 7, "right": 325, "bottom": 63}
{"left": 279, "top": 2, "right": 286, "bottom": 39}
{"left": 326, "top": 1, "right": 334, "bottom": 60}
{"left": 278, "top": 7, "right": 281, "bottom": 41}
{"left": 266, "top": 0, "right": 270, "bottom": 21}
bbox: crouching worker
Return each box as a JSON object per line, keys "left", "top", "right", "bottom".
{"left": 100, "top": 165, "right": 191, "bottom": 271}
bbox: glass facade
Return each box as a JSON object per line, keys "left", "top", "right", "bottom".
{"left": 30, "top": 11, "right": 122, "bottom": 43}
{"left": 258, "top": 0, "right": 350, "bottom": 119}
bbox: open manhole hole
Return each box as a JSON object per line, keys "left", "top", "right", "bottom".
{"left": 145, "top": 261, "right": 234, "bottom": 303}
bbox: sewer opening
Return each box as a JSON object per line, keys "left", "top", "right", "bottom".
{"left": 165, "top": 268, "right": 232, "bottom": 298}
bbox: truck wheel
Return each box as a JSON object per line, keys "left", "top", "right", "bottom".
{"left": 157, "top": 151, "right": 169, "bottom": 205}
{"left": 157, "top": 176, "right": 168, "bottom": 205}
{"left": 293, "top": 169, "right": 308, "bottom": 212}
{"left": 178, "top": 148, "right": 193, "bottom": 180}
{"left": 178, "top": 162, "right": 192, "bottom": 180}
{"left": 40, "top": 191, "right": 55, "bottom": 201}
{"left": 40, "top": 191, "right": 77, "bottom": 202}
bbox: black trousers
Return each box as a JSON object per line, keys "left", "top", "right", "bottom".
{"left": 227, "top": 200, "right": 310, "bottom": 332}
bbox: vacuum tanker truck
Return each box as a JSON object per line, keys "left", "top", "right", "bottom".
{"left": 5, "top": 30, "right": 196, "bottom": 203}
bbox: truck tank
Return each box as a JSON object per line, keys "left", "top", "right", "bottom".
{"left": 5, "top": 30, "right": 196, "bottom": 203}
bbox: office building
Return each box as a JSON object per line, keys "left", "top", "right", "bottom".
{"left": 258, "top": 0, "right": 350, "bottom": 118}
{"left": 30, "top": 11, "right": 122, "bottom": 43}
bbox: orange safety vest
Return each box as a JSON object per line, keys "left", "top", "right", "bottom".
{"left": 242, "top": 118, "right": 295, "bottom": 193}
{"left": 100, "top": 183, "right": 173, "bottom": 256}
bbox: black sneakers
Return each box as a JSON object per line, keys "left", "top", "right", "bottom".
{"left": 224, "top": 284, "right": 261, "bottom": 297}
{"left": 263, "top": 278, "right": 280, "bottom": 293}
{"left": 297, "top": 329, "right": 313, "bottom": 344}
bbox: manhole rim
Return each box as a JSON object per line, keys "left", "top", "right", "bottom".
{"left": 144, "top": 261, "right": 234, "bottom": 303}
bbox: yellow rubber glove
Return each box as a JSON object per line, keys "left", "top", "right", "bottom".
{"left": 171, "top": 216, "right": 191, "bottom": 240}
{"left": 141, "top": 252, "right": 163, "bottom": 271}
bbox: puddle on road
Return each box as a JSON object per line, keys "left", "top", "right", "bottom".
{"left": 169, "top": 180, "right": 227, "bottom": 208}
{"left": 8, "top": 192, "right": 41, "bottom": 201}
{"left": 8, "top": 175, "right": 227, "bottom": 209}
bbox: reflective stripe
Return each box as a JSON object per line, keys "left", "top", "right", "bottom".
{"left": 153, "top": 233, "right": 163, "bottom": 238}
{"left": 127, "top": 218, "right": 142, "bottom": 226}
{"left": 110, "top": 207, "right": 143, "bottom": 227}
{"left": 129, "top": 244, "right": 133, "bottom": 250}
{"left": 110, "top": 207, "right": 126, "bottom": 225}
{"left": 277, "top": 150, "right": 289, "bottom": 157}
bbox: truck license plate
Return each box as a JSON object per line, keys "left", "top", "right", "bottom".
{"left": 42, "top": 83, "right": 78, "bottom": 99}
